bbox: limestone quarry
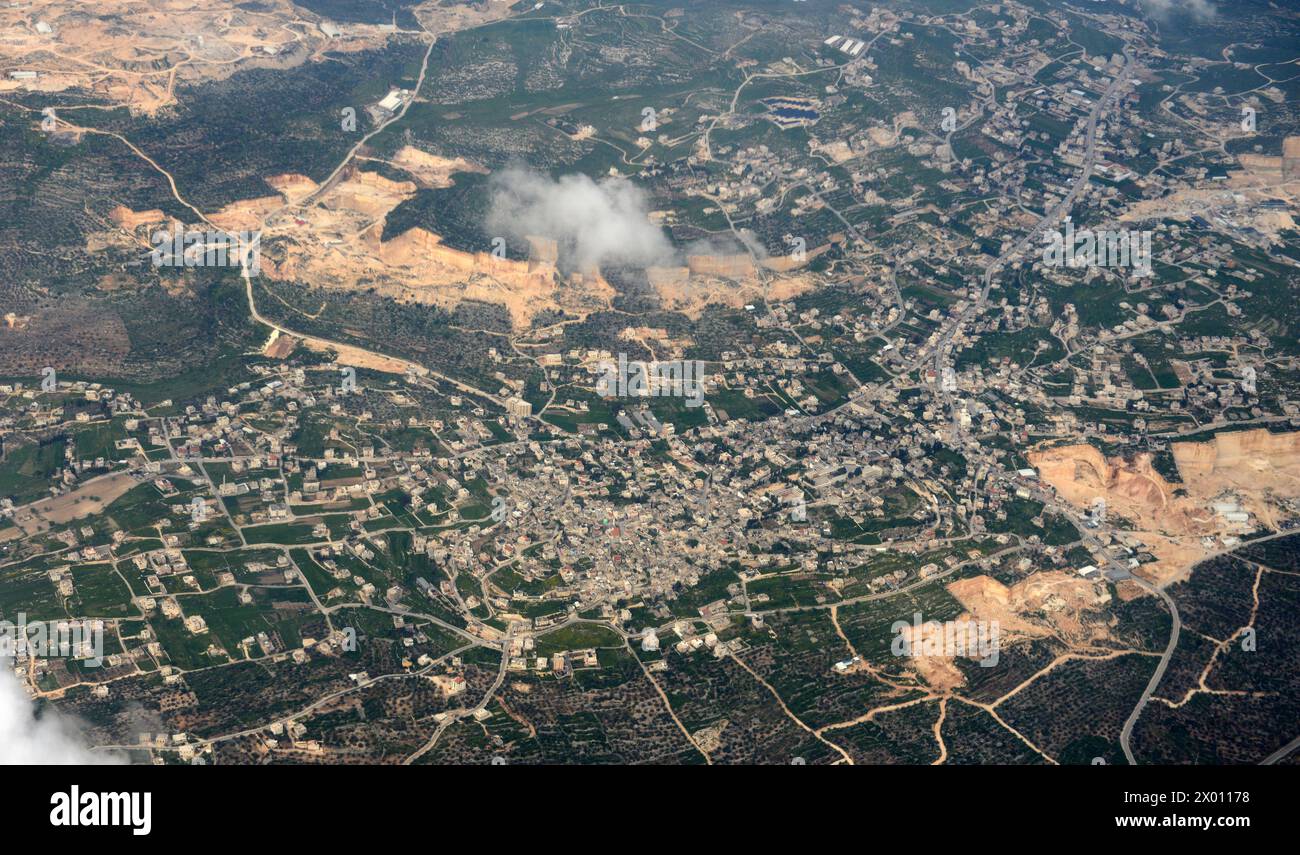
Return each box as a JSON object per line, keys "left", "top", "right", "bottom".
{"left": 0, "top": 0, "right": 519, "bottom": 115}
{"left": 1029, "top": 429, "right": 1300, "bottom": 585}
{"left": 899, "top": 571, "right": 1113, "bottom": 691}
{"left": 648, "top": 251, "right": 818, "bottom": 316}
{"left": 101, "top": 153, "right": 612, "bottom": 327}
{"left": 98, "top": 139, "right": 819, "bottom": 327}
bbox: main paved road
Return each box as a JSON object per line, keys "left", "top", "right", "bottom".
{"left": 935, "top": 50, "right": 1135, "bottom": 438}
{"left": 1022, "top": 478, "right": 1180, "bottom": 766}
{"left": 1118, "top": 575, "right": 1180, "bottom": 765}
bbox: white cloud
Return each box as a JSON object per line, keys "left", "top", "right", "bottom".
{"left": 1139, "top": 0, "right": 1217, "bottom": 23}
{"left": 0, "top": 666, "right": 121, "bottom": 764}
{"left": 486, "top": 167, "right": 677, "bottom": 270}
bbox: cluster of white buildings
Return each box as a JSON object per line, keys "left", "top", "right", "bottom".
{"left": 823, "top": 35, "right": 866, "bottom": 57}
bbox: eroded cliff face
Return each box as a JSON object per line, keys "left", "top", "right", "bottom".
{"left": 1172, "top": 429, "right": 1300, "bottom": 531}
{"left": 1172, "top": 429, "right": 1300, "bottom": 492}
